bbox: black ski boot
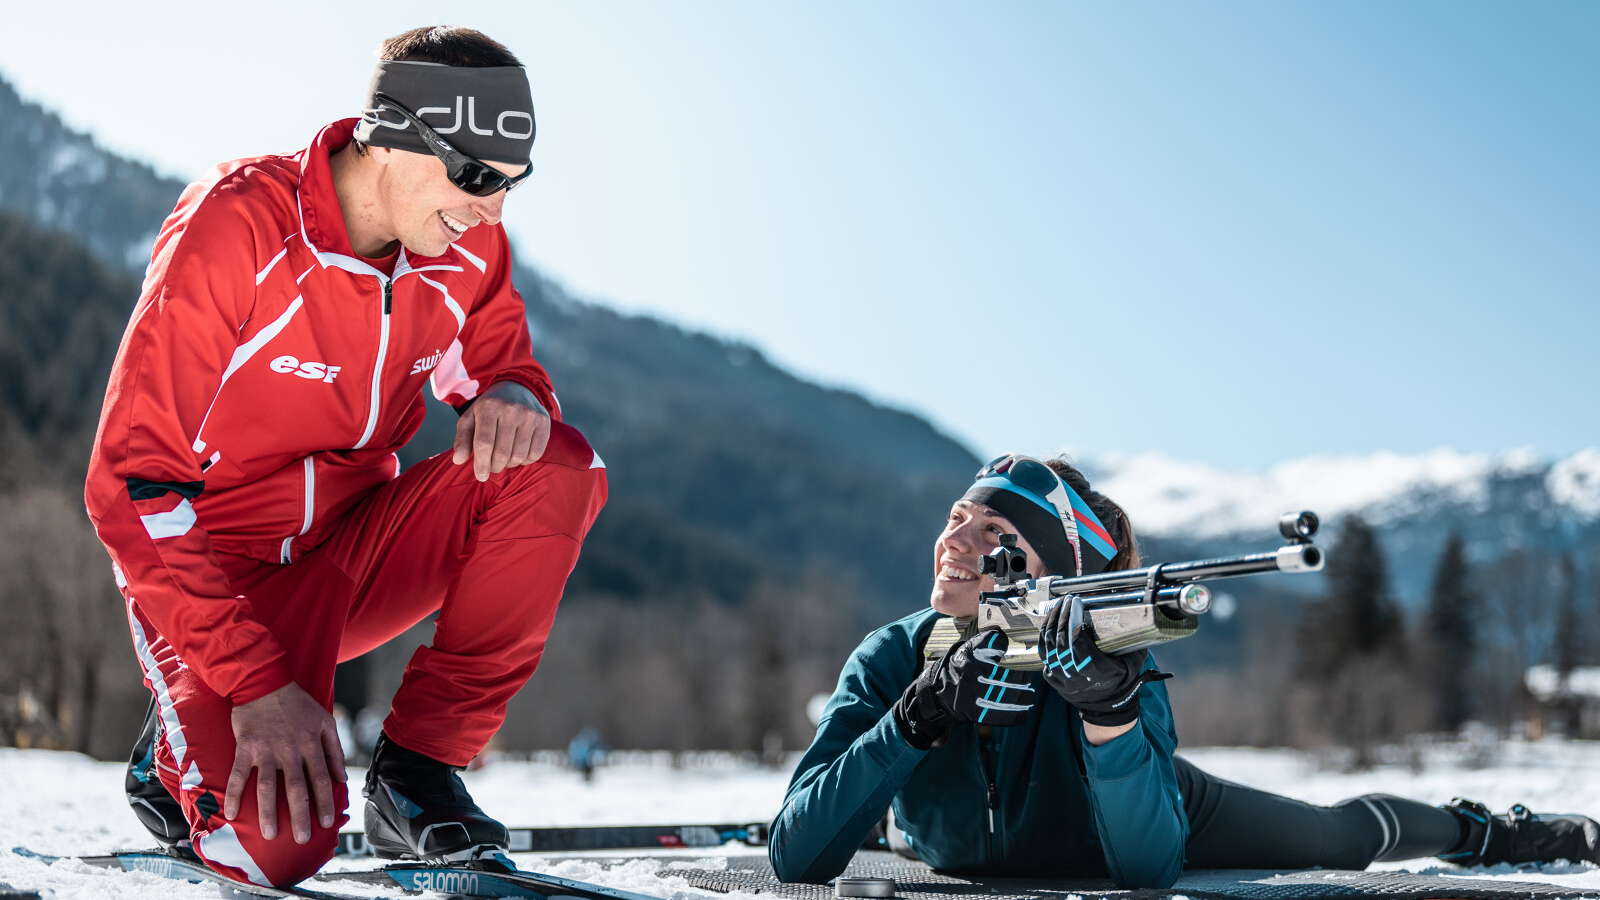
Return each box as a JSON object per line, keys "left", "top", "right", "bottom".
{"left": 1438, "top": 798, "right": 1600, "bottom": 866}
{"left": 126, "top": 698, "right": 188, "bottom": 849}
{"left": 362, "top": 732, "right": 508, "bottom": 862}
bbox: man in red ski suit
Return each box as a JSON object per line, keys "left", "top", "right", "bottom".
{"left": 84, "top": 26, "right": 606, "bottom": 887}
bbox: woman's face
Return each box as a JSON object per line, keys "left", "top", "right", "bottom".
{"left": 929, "top": 499, "right": 1046, "bottom": 618}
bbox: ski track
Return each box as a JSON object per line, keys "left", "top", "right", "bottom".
{"left": 5, "top": 741, "right": 1600, "bottom": 899}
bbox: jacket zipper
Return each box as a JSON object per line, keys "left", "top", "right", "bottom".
{"left": 280, "top": 456, "right": 315, "bottom": 563}
{"left": 354, "top": 278, "right": 393, "bottom": 450}
{"left": 286, "top": 260, "right": 405, "bottom": 559}
{"left": 976, "top": 731, "right": 1000, "bottom": 864}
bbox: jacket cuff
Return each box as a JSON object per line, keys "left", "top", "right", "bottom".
{"left": 874, "top": 711, "right": 930, "bottom": 783}
{"left": 482, "top": 372, "right": 560, "bottom": 421}
{"left": 1081, "top": 720, "right": 1153, "bottom": 783}
{"left": 225, "top": 662, "right": 294, "bottom": 707}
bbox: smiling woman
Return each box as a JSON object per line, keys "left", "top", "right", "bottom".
{"left": 930, "top": 457, "right": 1136, "bottom": 620}
{"left": 767, "top": 453, "right": 1600, "bottom": 889}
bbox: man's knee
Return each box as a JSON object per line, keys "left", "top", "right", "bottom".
{"left": 499, "top": 423, "right": 607, "bottom": 524}
{"left": 197, "top": 821, "right": 340, "bottom": 887}
{"left": 191, "top": 780, "right": 348, "bottom": 888}
{"left": 261, "top": 829, "right": 340, "bottom": 888}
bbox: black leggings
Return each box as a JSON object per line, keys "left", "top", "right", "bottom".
{"left": 1176, "top": 756, "right": 1464, "bottom": 869}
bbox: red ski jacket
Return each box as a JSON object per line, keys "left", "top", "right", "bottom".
{"left": 87, "top": 119, "right": 561, "bottom": 706}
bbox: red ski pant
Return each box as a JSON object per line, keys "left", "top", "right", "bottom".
{"left": 125, "top": 422, "right": 607, "bottom": 886}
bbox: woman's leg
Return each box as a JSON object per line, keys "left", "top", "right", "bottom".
{"left": 1176, "top": 755, "right": 1464, "bottom": 869}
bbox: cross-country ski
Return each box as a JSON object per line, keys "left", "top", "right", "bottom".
{"left": 336, "top": 823, "right": 768, "bottom": 857}
{"left": 11, "top": 848, "right": 356, "bottom": 900}
{"left": 14, "top": 847, "right": 668, "bottom": 900}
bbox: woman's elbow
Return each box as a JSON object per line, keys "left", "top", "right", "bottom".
{"left": 769, "top": 851, "right": 803, "bottom": 884}
{"left": 768, "top": 827, "right": 838, "bottom": 884}
{"left": 769, "top": 851, "right": 838, "bottom": 885}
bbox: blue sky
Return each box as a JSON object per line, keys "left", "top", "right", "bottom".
{"left": 1, "top": 2, "right": 1593, "bottom": 468}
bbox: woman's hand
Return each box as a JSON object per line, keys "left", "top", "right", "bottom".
{"left": 892, "top": 629, "right": 1038, "bottom": 749}
{"left": 1038, "top": 597, "right": 1169, "bottom": 732}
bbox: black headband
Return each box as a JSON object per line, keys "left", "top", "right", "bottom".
{"left": 962, "top": 484, "right": 1080, "bottom": 578}
{"left": 354, "top": 59, "right": 535, "bottom": 165}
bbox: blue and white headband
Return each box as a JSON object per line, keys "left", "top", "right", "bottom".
{"left": 962, "top": 454, "right": 1118, "bottom": 577}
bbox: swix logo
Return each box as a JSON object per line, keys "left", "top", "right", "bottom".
{"left": 411, "top": 349, "right": 445, "bottom": 375}
{"left": 269, "top": 355, "right": 342, "bottom": 383}
{"left": 380, "top": 96, "right": 534, "bottom": 140}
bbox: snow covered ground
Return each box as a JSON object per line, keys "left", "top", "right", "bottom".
{"left": 4, "top": 740, "right": 1600, "bottom": 899}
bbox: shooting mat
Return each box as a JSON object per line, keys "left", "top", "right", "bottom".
{"left": 621, "top": 851, "right": 1600, "bottom": 900}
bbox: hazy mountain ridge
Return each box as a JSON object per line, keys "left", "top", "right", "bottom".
{"left": 514, "top": 266, "right": 979, "bottom": 484}
{"left": 0, "top": 77, "right": 186, "bottom": 270}
{"left": 401, "top": 263, "right": 977, "bottom": 605}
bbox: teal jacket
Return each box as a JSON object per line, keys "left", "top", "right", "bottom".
{"left": 769, "top": 608, "right": 1187, "bottom": 888}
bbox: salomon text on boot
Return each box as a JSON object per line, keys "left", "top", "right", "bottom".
{"left": 1438, "top": 798, "right": 1600, "bottom": 866}
{"left": 363, "top": 733, "right": 509, "bottom": 862}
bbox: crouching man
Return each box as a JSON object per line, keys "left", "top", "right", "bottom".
{"left": 87, "top": 25, "right": 606, "bottom": 887}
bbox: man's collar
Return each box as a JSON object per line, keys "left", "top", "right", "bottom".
{"left": 296, "top": 118, "right": 459, "bottom": 268}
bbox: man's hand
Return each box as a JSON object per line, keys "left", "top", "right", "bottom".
{"left": 453, "top": 381, "right": 551, "bottom": 482}
{"left": 224, "top": 683, "right": 346, "bottom": 844}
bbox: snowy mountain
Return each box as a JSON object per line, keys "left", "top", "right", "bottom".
{"left": 1095, "top": 447, "right": 1600, "bottom": 606}
{"left": 1097, "top": 447, "right": 1600, "bottom": 539}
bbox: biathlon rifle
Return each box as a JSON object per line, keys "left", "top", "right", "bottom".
{"left": 953, "top": 511, "right": 1325, "bottom": 669}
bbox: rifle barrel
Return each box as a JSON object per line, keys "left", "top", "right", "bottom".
{"left": 1047, "top": 544, "right": 1322, "bottom": 598}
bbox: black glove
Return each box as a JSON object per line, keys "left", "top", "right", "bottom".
{"left": 1039, "top": 597, "right": 1170, "bottom": 728}
{"left": 893, "top": 629, "right": 1038, "bottom": 750}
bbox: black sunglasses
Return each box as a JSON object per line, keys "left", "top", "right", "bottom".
{"left": 372, "top": 93, "right": 530, "bottom": 197}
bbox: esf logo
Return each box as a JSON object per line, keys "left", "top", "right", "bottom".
{"left": 270, "top": 355, "right": 342, "bottom": 383}
{"left": 411, "top": 349, "right": 445, "bottom": 375}
{"left": 379, "top": 96, "right": 533, "bottom": 140}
